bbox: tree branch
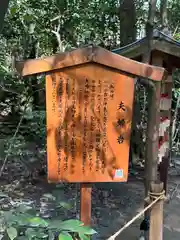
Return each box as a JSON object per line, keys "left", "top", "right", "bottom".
{"left": 51, "top": 18, "right": 66, "bottom": 52}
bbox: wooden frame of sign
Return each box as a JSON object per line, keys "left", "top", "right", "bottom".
{"left": 16, "top": 45, "right": 166, "bottom": 226}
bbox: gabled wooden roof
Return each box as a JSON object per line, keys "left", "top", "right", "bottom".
{"left": 16, "top": 45, "right": 166, "bottom": 81}
{"left": 112, "top": 29, "right": 180, "bottom": 64}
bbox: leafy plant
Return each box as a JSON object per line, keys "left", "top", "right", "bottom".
{"left": 0, "top": 203, "right": 97, "bottom": 240}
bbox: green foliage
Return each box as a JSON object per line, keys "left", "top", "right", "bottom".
{"left": 0, "top": 190, "right": 97, "bottom": 240}
{"left": 174, "top": 33, "right": 180, "bottom": 41}
{"left": 58, "top": 233, "right": 73, "bottom": 240}
{"left": 0, "top": 202, "right": 97, "bottom": 240}
{"left": 7, "top": 227, "right": 18, "bottom": 240}
{"left": 0, "top": 0, "right": 179, "bottom": 174}
{"left": 1, "top": 3, "right": 180, "bottom": 240}
{"left": 168, "top": 0, "right": 180, "bottom": 32}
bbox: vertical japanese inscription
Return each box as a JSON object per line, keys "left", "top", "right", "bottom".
{"left": 96, "top": 80, "right": 101, "bottom": 171}
{"left": 63, "top": 78, "right": 69, "bottom": 172}
{"left": 83, "top": 79, "right": 89, "bottom": 172}
{"left": 109, "top": 82, "right": 115, "bottom": 99}
{"left": 89, "top": 80, "right": 96, "bottom": 171}
{"left": 117, "top": 101, "right": 126, "bottom": 144}
{"left": 52, "top": 75, "right": 56, "bottom": 112}
{"left": 71, "top": 78, "right": 76, "bottom": 173}
{"left": 102, "top": 81, "right": 109, "bottom": 173}
{"left": 57, "top": 77, "right": 63, "bottom": 175}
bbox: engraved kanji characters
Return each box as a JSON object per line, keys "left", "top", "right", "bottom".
{"left": 117, "top": 101, "right": 126, "bottom": 144}
{"left": 83, "top": 79, "right": 89, "bottom": 172}
{"left": 71, "top": 78, "right": 76, "bottom": 172}
{"left": 118, "top": 101, "right": 126, "bottom": 111}
{"left": 117, "top": 135, "right": 124, "bottom": 144}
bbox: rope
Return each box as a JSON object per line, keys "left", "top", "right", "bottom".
{"left": 107, "top": 190, "right": 165, "bottom": 240}
{"left": 149, "top": 190, "right": 165, "bottom": 200}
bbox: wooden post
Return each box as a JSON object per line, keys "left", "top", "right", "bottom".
{"left": 159, "top": 157, "right": 168, "bottom": 193}
{"left": 80, "top": 183, "right": 92, "bottom": 226}
{"left": 144, "top": 54, "right": 162, "bottom": 213}
{"left": 159, "top": 74, "right": 173, "bottom": 195}
{"left": 149, "top": 182, "right": 164, "bottom": 240}
{"left": 142, "top": 53, "right": 165, "bottom": 240}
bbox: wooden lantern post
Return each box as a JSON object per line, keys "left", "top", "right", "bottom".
{"left": 15, "top": 46, "right": 166, "bottom": 230}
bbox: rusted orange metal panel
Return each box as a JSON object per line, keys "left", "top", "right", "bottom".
{"left": 46, "top": 64, "right": 134, "bottom": 183}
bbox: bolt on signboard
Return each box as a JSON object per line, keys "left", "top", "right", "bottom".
{"left": 16, "top": 45, "right": 166, "bottom": 226}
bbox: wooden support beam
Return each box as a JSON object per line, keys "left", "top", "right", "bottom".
{"left": 80, "top": 183, "right": 92, "bottom": 226}
{"left": 149, "top": 182, "right": 164, "bottom": 240}
{"left": 145, "top": 54, "right": 162, "bottom": 198}
{"left": 144, "top": 80, "right": 161, "bottom": 191}
{"left": 144, "top": 54, "right": 163, "bottom": 240}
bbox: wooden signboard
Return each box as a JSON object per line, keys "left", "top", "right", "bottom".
{"left": 16, "top": 46, "right": 166, "bottom": 184}
{"left": 15, "top": 46, "right": 166, "bottom": 183}
{"left": 46, "top": 65, "right": 134, "bottom": 183}
{"left": 15, "top": 46, "right": 166, "bottom": 226}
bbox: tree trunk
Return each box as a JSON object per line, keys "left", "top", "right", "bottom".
{"left": 143, "top": 0, "right": 157, "bottom": 63}
{"left": 26, "top": 35, "right": 40, "bottom": 109}
{"left": 0, "top": 0, "right": 9, "bottom": 33}
{"left": 160, "top": 0, "right": 169, "bottom": 34}
{"left": 119, "top": 0, "right": 136, "bottom": 47}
